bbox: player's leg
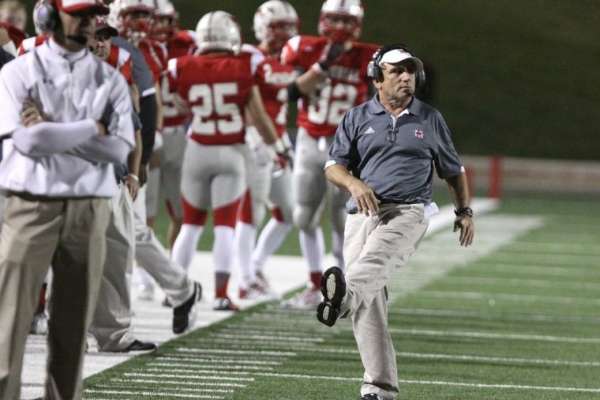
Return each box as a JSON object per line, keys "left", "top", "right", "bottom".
{"left": 160, "top": 126, "right": 187, "bottom": 248}
{"left": 134, "top": 184, "right": 157, "bottom": 301}
{"left": 236, "top": 143, "right": 271, "bottom": 299}
{"left": 171, "top": 140, "right": 211, "bottom": 272}
{"left": 252, "top": 164, "right": 294, "bottom": 290}
{"left": 212, "top": 145, "right": 246, "bottom": 311}
{"left": 285, "top": 129, "right": 327, "bottom": 309}
{"left": 0, "top": 196, "right": 59, "bottom": 400}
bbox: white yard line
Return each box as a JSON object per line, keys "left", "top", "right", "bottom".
{"left": 388, "top": 328, "right": 600, "bottom": 344}
{"left": 418, "top": 290, "right": 600, "bottom": 306}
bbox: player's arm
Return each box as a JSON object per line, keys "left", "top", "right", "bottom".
{"left": 245, "top": 85, "right": 279, "bottom": 145}
{"left": 155, "top": 83, "right": 164, "bottom": 131}
{"left": 124, "top": 128, "right": 142, "bottom": 200}
{"left": 445, "top": 172, "right": 474, "bottom": 247}
{"left": 288, "top": 41, "right": 351, "bottom": 99}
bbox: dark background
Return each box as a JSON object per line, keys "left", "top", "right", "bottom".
{"left": 19, "top": 0, "right": 600, "bottom": 160}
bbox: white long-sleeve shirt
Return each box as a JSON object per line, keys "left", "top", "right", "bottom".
{"left": 0, "top": 38, "right": 134, "bottom": 197}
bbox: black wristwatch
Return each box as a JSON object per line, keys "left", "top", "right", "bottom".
{"left": 454, "top": 206, "right": 473, "bottom": 218}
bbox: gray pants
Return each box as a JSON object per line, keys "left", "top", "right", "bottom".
{"left": 341, "top": 204, "right": 428, "bottom": 400}
{"left": 90, "top": 186, "right": 193, "bottom": 351}
{"left": 0, "top": 194, "right": 109, "bottom": 400}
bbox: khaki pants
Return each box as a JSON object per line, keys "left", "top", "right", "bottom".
{"left": 90, "top": 186, "right": 193, "bottom": 352}
{"left": 342, "top": 204, "right": 428, "bottom": 400}
{"left": 89, "top": 186, "right": 136, "bottom": 351}
{"left": 0, "top": 193, "right": 109, "bottom": 400}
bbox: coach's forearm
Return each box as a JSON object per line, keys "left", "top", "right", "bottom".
{"left": 71, "top": 135, "right": 133, "bottom": 165}
{"left": 12, "top": 119, "right": 98, "bottom": 157}
{"left": 445, "top": 172, "right": 471, "bottom": 209}
{"left": 325, "top": 163, "right": 360, "bottom": 191}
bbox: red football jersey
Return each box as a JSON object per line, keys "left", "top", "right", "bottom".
{"left": 281, "top": 35, "right": 378, "bottom": 138}
{"left": 245, "top": 45, "right": 297, "bottom": 138}
{"left": 106, "top": 44, "right": 133, "bottom": 85}
{"left": 161, "top": 30, "right": 196, "bottom": 128}
{"left": 168, "top": 53, "right": 255, "bottom": 146}
{"left": 139, "top": 39, "right": 167, "bottom": 84}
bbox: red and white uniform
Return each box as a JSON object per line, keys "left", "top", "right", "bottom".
{"left": 145, "top": 31, "right": 196, "bottom": 221}
{"left": 106, "top": 44, "right": 134, "bottom": 85}
{"left": 282, "top": 36, "right": 377, "bottom": 281}
{"left": 282, "top": 35, "right": 378, "bottom": 138}
{"left": 161, "top": 30, "right": 195, "bottom": 128}
{"left": 138, "top": 39, "right": 167, "bottom": 84}
{"left": 168, "top": 52, "right": 255, "bottom": 227}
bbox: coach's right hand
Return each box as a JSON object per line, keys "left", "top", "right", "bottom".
{"left": 347, "top": 178, "right": 379, "bottom": 216}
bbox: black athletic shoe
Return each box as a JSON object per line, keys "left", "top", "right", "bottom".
{"left": 121, "top": 340, "right": 157, "bottom": 353}
{"left": 172, "top": 282, "right": 202, "bottom": 334}
{"left": 316, "top": 266, "right": 346, "bottom": 327}
{"left": 360, "top": 394, "right": 384, "bottom": 400}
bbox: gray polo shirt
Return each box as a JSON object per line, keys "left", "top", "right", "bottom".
{"left": 328, "top": 95, "right": 463, "bottom": 212}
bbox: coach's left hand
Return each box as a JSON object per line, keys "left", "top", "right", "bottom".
{"left": 453, "top": 215, "right": 474, "bottom": 247}
{"left": 20, "top": 99, "right": 45, "bottom": 127}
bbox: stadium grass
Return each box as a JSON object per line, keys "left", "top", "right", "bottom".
{"left": 84, "top": 194, "right": 600, "bottom": 399}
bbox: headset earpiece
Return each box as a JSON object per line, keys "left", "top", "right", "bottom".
{"left": 368, "top": 44, "right": 426, "bottom": 87}
{"left": 33, "top": 0, "right": 58, "bottom": 34}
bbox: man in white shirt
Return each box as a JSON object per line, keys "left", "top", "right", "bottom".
{"left": 0, "top": 1, "right": 134, "bottom": 399}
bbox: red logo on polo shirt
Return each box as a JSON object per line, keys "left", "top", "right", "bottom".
{"left": 414, "top": 128, "right": 424, "bottom": 139}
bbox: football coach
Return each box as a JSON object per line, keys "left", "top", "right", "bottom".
{"left": 0, "top": 0, "right": 134, "bottom": 398}
{"left": 318, "top": 44, "right": 474, "bottom": 400}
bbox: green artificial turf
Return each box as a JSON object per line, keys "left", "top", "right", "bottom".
{"left": 83, "top": 194, "right": 600, "bottom": 399}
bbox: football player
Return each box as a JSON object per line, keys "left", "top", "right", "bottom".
{"left": 0, "top": 0, "right": 27, "bottom": 56}
{"left": 280, "top": 0, "right": 378, "bottom": 309}
{"left": 148, "top": 0, "right": 195, "bottom": 251}
{"left": 169, "top": 11, "right": 285, "bottom": 311}
{"left": 111, "top": 0, "right": 166, "bottom": 299}
{"left": 235, "top": 0, "right": 299, "bottom": 299}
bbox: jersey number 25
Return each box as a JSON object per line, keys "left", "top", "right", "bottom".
{"left": 189, "top": 83, "right": 243, "bottom": 135}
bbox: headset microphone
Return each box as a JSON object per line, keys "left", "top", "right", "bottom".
{"left": 66, "top": 34, "right": 89, "bottom": 45}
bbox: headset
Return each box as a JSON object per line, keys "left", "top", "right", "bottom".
{"left": 367, "top": 43, "right": 426, "bottom": 87}
{"left": 33, "top": 0, "right": 58, "bottom": 34}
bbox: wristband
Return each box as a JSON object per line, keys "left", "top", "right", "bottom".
{"left": 127, "top": 173, "right": 139, "bottom": 183}
{"left": 272, "top": 139, "right": 286, "bottom": 154}
{"left": 454, "top": 206, "right": 473, "bottom": 218}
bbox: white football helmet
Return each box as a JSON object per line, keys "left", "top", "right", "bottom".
{"left": 152, "top": 0, "right": 176, "bottom": 41}
{"left": 253, "top": 0, "right": 298, "bottom": 46}
{"left": 109, "top": 0, "right": 155, "bottom": 40}
{"left": 195, "top": 11, "right": 241, "bottom": 54}
{"left": 318, "top": 0, "right": 364, "bottom": 42}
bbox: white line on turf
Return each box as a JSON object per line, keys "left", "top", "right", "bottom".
{"left": 396, "top": 352, "right": 600, "bottom": 367}
{"left": 84, "top": 389, "right": 224, "bottom": 399}
{"left": 251, "top": 372, "right": 600, "bottom": 393}
{"left": 110, "top": 378, "right": 247, "bottom": 388}
{"left": 155, "top": 356, "right": 282, "bottom": 366}
{"left": 397, "top": 307, "right": 600, "bottom": 324}
{"left": 148, "top": 362, "right": 275, "bottom": 371}
{"left": 418, "top": 290, "right": 600, "bottom": 306}
{"left": 388, "top": 328, "right": 600, "bottom": 344}
{"left": 123, "top": 372, "right": 254, "bottom": 382}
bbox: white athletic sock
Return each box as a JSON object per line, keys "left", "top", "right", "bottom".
{"left": 171, "top": 224, "right": 203, "bottom": 271}
{"left": 299, "top": 228, "right": 325, "bottom": 273}
{"left": 332, "top": 228, "right": 345, "bottom": 270}
{"left": 235, "top": 222, "right": 257, "bottom": 289}
{"left": 252, "top": 219, "right": 293, "bottom": 272}
{"left": 214, "top": 226, "right": 235, "bottom": 274}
